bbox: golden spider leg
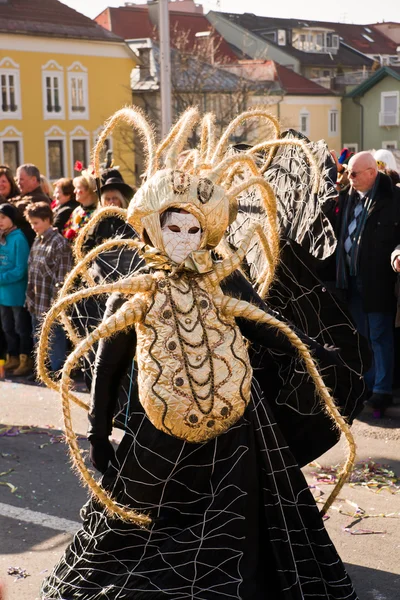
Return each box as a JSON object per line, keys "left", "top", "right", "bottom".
{"left": 227, "top": 177, "right": 280, "bottom": 296}
{"left": 208, "top": 223, "right": 269, "bottom": 286}
{"left": 199, "top": 112, "right": 216, "bottom": 167}
{"left": 155, "top": 109, "right": 194, "bottom": 167}
{"left": 155, "top": 107, "right": 199, "bottom": 170}
{"left": 214, "top": 294, "right": 356, "bottom": 517}
{"left": 57, "top": 237, "right": 142, "bottom": 351}
{"left": 92, "top": 106, "right": 156, "bottom": 180}
{"left": 208, "top": 153, "right": 260, "bottom": 184}
{"left": 211, "top": 109, "right": 280, "bottom": 166}
{"left": 37, "top": 274, "right": 154, "bottom": 408}
{"left": 60, "top": 238, "right": 142, "bottom": 303}
{"left": 60, "top": 297, "right": 151, "bottom": 526}
{"left": 247, "top": 139, "right": 321, "bottom": 194}
{"left": 55, "top": 208, "right": 134, "bottom": 350}
{"left": 180, "top": 149, "right": 198, "bottom": 173}
{"left": 165, "top": 107, "right": 200, "bottom": 170}
{"left": 74, "top": 206, "right": 128, "bottom": 267}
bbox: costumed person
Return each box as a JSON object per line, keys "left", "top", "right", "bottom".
{"left": 374, "top": 148, "right": 398, "bottom": 173}
{"left": 38, "top": 107, "right": 360, "bottom": 599}
{"left": 80, "top": 171, "right": 137, "bottom": 277}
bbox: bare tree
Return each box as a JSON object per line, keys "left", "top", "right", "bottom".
{"left": 123, "top": 27, "right": 280, "bottom": 179}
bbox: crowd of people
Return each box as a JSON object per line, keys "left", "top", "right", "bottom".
{"left": 327, "top": 148, "right": 400, "bottom": 417}
{"left": 0, "top": 162, "right": 135, "bottom": 380}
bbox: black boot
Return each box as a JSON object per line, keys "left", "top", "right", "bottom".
{"left": 369, "top": 393, "right": 393, "bottom": 418}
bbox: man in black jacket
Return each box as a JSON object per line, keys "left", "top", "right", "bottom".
{"left": 335, "top": 151, "right": 400, "bottom": 416}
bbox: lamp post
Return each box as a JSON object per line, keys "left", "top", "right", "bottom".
{"left": 159, "top": 0, "right": 172, "bottom": 136}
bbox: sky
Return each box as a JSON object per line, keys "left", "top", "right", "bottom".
{"left": 62, "top": 0, "right": 400, "bottom": 25}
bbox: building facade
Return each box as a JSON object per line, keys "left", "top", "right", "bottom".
{"left": 342, "top": 67, "right": 400, "bottom": 152}
{"left": 0, "top": 0, "right": 138, "bottom": 183}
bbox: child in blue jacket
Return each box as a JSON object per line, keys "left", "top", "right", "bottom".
{"left": 0, "top": 203, "right": 33, "bottom": 376}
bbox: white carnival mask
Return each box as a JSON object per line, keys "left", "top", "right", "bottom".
{"left": 161, "top": 211, "right": 202, "bottom": 264}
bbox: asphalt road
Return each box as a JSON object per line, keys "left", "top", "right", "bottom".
{"left": 0, "top": 378, "right": 399, "bottom": 600}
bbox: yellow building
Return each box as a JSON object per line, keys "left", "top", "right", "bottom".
{"left": 0, "top": 0, "right": 138, "bottom": 184}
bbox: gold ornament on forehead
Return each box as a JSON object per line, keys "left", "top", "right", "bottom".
{"left": 37, "top": 105, "right": 356, "bottom": 525}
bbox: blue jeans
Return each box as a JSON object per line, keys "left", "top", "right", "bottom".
{"left": 0, "top": 305, "right": 33, "bottom": 356}
{"left": 348, "top": 277, "right": 394, "bottom": 395}
{"left": 31, "top": 314, "right": 68, "bottom": 373}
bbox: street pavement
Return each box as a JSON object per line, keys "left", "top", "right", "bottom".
{"left": 0, "top": 378, "right": 399, "bottom": 600}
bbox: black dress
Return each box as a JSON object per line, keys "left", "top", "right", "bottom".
{"left": 41, "top": 273, "right": 359, "bottom": 600}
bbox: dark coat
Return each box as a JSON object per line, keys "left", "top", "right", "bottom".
{"left": 12, "top": 186, "right": 51, "bottom": 206}
{"left": 335, "top": 172, "right": 400, "bottom": 312}
{"left": 53, "top": 199, "right": 79, "bottom": 234}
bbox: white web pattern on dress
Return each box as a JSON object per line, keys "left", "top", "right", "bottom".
{"left": 41, "top": 381, "right": 358, "bottom": 599}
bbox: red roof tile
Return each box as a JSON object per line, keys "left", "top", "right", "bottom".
{"left": 0, "top": 0, "right": 122, "bottom": 41}
{"left": 96, "top": 6, "right": 238, "bottom": 61}
{"left": 274, "top": 63, "right": 334, "bottom": 95}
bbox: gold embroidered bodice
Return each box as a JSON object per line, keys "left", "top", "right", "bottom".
{"left": 135, "top": 273, "right": 252, "bottom": 442}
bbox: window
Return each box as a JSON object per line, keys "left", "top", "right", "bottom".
{"left": 92, "top": 127, "right": 113, "bottom": 169}
{"left": 42, "top": 61, "right": 65, "bottom": 120}
{"left": 379, "top": 91, "right": 399, "bottom": 126}
{"left": 299, "top": 110, "right": 310, "bottom": 136}
{"left": 362, "top": 33, "right": 374, "bottom": 43}
{"left": 45, "top": 126, "right": 67, "bottom": 180}
{"left": 72, "top": 140, "right": 88, "bottom": 176}
{"left": 344, "top": 143, "right": 358, "bottom": 154}
{"left": 45, "top": 75, "right": 62, "bottom": 114}
{"left": 70, "top": 77, "right": 85, "bottom": 111}
{"left": 67, "top": 62, "right": 89, "bottom": 120}
{"left": 329, "top": 109, "right": 339, "bottom": 135}
{"left": 1, "top": 74, "right": 17, "bottom": 112}
{"left": 70, "top": 126, "right": 90, "bottom": 176}
{"left": 382, "top": 141, "right": 398, "bottom": 150}
{"left": 0, "top": 58, "right": 21, "bottom": 119}
{"left": 0, "top": 126, "right": 24, "bottom": 170}
{"left": 3, "top": 141, "right": 20, "bottom": 172}
{"left": 48, "top": 140, "right": 65, "bottom": 180}
{"left": 277, "top": 30, "right": 286, "bottom": 46}
{"left": 326, "top": 33, "right": 339, "bottom": 50}
{"left": 139, "top": 48, "right": 151, "bottom": 80}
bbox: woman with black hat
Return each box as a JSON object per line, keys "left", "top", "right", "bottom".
{"left": 81, "top": 173, "right": 138, "bottom": 279}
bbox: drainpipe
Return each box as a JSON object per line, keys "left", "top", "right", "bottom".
{"left": 352, "top": 96, "right": 364, "bottom": 151}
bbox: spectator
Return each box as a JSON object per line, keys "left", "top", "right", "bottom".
{"left": 63, "top": 171, "right": 98, "bottom": 242}
{"left": 52, "top": 178, "right": 78, "bottom": 235}
{"left": 81, "top": 174, "right": 139, "bottom": 282}
{"left": 386, "top": 169, "right": 400, "bottom": 186}
{"left": 335, "top": 151, "right": 400, "bottom": 417}
{"left": 374, "top": 148, "right": 398, "bottom": 173}
{"left": 40, "top": 175, "right": 54, "bottom": 202}
{"left": 0, "top": 165, "right": 19, "bottom": 201}
{"left": 25, "top": 202, "right": 72, "bottom": 372}
{"left": 82, "top": 174, "right": 135, "bottom": 254}
{"left": 0, "top": 203, "right": 33, "bottom": 377}
{"left": 15, "top": 164, "right": 50, "bottom": 204}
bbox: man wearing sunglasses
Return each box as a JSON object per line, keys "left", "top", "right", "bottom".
{"left": 335, "top": 151, "right": 400, "bottom": 418}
